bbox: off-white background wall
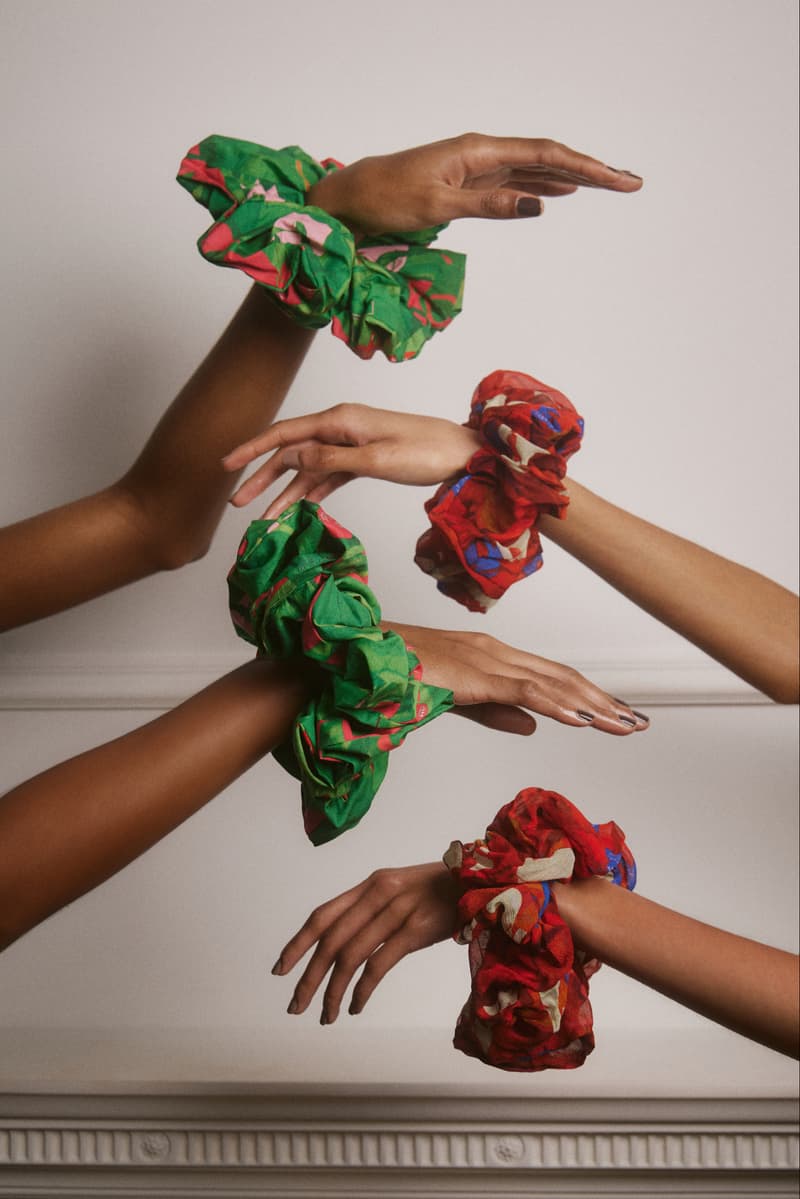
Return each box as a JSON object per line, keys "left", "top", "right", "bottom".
{"left": 0, "top": 0, "right": 797, "bottom": 1098}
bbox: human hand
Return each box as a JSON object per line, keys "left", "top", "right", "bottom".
{"left": 306, "top": 132, "right": 642, "bottom": 232}
{"left": 273, "top": 862, "right": 459, "bottom": 1023}
{"left": 224, "top": 404, "right": 476, "bottom": 517}
{"left": 383, "top": 621, "right": 649, "bottom": 736}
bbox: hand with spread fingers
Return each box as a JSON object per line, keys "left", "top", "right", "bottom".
{"left": 305, "top": 131, "right": 642, "bottom": 233}
{"left": 224, "top": 404, "right": 476, "bottom": 517}
{"left": 384, "top": 622, "right": 648, "bottom": 736}
{"left": 273, "top": 862, "right": 459, "bottom": 1024}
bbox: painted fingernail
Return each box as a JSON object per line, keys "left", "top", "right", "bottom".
{"left": 633, "top": 710, "right": 650, "bottom": 723}
{"left": 287, "top": 998, "right": 299, "bottom": 1015}
{"left": 613, "top": 697, "right": 630, "bottom": 706}
{"left": 271, "top": 958, "right": 284, "bottom": 976}
{"left": 577, "top": 711, "right": 595, "bottom": 723}
{"left": 320, "top": 1012, "right": 330, "bottom": 1026}
{"left": 516, "top": 196, "right": 542, "bottom": 217}
{"left": 618, "top": 715, "right": 637, "bottom": 728}
{"left": 348, "top": 1002, "right": 362, "bottom": 1016}
{"left": 609, "top": 168, "right": 642, "bottom": 180}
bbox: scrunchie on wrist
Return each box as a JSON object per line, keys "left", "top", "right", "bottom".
{"left": 228, "top": 500, "right": 454, "bottom": 845}
{"left": 415, "top": 370, "right": 584, "bottom": 612}
{"left": 177, "top": 135, "right": 466, "bottom": 362}
{"left": 444, "top": 788, "right": 635, "bottom": 1072}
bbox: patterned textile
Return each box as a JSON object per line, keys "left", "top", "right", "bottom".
{"left": 444, "top": 788, "right": 636, "bottom": 1071}
{"left": 229, "top": 501, "right": 454, "bottom": 844}
{"left": 177, "top": 136, "right": 465, "bottom": 361}
{"left": 415, "top": 370, "right": 584, "bottom": 611}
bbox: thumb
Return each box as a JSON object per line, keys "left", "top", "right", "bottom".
{"left": 443, "top": 185, "right": 544, "bottom": 221}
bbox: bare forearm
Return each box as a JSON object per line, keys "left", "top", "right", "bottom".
{"left": 540, "top": 481, "right": 799, "bottom": 702}
{"left": 554, "top": 877, "right": 799, "bottom": 1058}
{"left": 0, "top": 658, "right": 308, "bottom": 950}
{"left": 0, "top": 287, "right": 313, "bottom": 631}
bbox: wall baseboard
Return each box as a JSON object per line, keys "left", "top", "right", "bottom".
{"left": 0, "top": 654, "right": 769, "bottom": 711}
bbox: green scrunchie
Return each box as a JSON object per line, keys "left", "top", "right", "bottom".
{"left": 177, "top": 135, "right": 466, "bottom": 362}
{"left": 229, "top": 501, "right": 454, "bottom": 844}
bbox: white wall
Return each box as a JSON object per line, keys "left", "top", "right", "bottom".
{"left": 0, "top": 0, "right": 797, "bottom": 1097}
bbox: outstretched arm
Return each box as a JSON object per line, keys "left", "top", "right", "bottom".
{"left": 273, "top": 861, "right": 800, "bottom": 1058}
{"left": 537, "top": 481, "right": 799, "bottom": 703}
{"left": 1, "top": 132, "right": 640, "bottom": 635}
{"left": 227, "top": 405, "right": 799, "bottom": 702}
{"left": 0, "top": 658, "right": 310, "bottom": 952}
{"left": 0, "top": 611, "right": 648, "bottom": 952}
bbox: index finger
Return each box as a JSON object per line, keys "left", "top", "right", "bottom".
{"left": 272, "top": 880, "right": 367, "bottom": 975}
{"left": 222, "top": 411, "right": 346, "bottom": 472}
{"left": 473, "top": 136, "right": 642, "bottom": 191}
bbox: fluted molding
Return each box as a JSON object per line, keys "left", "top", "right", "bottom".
{"left": 1, "top": 1119, "right": 797, "bottom": 1173}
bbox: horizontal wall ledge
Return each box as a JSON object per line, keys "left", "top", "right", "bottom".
{"left": 0, "top": 653, "right": 769, "bottom": 710}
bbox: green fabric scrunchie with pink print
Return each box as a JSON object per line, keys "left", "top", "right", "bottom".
{"left": 228, "top": 500, "right": 454, "bottom": 845}
{"left": 177, "top": 135, "right": 466, "bottom": 362}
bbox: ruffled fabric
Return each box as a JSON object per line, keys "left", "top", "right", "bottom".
{"left": 228, "top": 500, "right": 454, "bottom": 845}
{"left": 177, "top": 135, "right": 465, "bottom": 362}
{"left": 415, "top": 370, "right": 584, "bottom": 612}
{"left": 444, "top": 788, "right": 636, "bottom": 1072}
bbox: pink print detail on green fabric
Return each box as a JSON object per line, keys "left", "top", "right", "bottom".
{"left": 178, "top": 136, "right": 465, "bottom": 362}
{"left": 228, "top": 500, "right": 454, "bottom": 845}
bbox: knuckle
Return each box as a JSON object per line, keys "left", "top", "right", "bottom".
{"left": 370, "top": 868, "right": 402, "bottom": 897}
{"left": 458, "top": 131, "right": 483, "bottom": 150}
{"left": 479, "top": 190, "right": 511, "bottom": 219}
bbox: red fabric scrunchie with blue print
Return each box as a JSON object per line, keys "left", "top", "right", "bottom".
{"left": 444, "top": 788, "right": 636, "bottom": 1072}
{"left": 415, "top": 370, "right": 583, "bottom": 612}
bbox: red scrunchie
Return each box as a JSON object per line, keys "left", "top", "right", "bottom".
{"left": 415, "top": 370, "right": 584, "bottom": 613}
{"left": 444, "top": 788, "right": 636, "bottom": 1072}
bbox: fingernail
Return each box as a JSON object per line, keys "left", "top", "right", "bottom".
{"left": 287, "top": 998, "right": 299, "bottom": 1015}
{"left": 633, "top": 710, "right": 650, "bottom": 723}
{"left": 320, "top": 1012, "right": 330, "bottom": 1026}
{"left": 609, "top": 167, "right": 642, "bottom": 180}
{"left": 613, "top": 697, "right": 630, "bottom": 706}
{"left": 348, "top": 1004, "right": 361, "bottom": 1016}
{"left": 516, "top": 196, "right": 542, "bottom": 217}
{"left": 618, "top": 715, "right": 637, "bottom": 728}
{"left": 271, "top": 959, "right": 283, "bottom": 976}
{"left": 577, "top": 710, "right": 594, "bottom": 723}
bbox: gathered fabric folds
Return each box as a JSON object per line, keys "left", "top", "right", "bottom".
{"left": 415, "top": 370, "right": 584, "bottom": 611}
{"left": 177, "top": 136, "right": 465, "bottom": 361}
{"left": 228, "top": 501, "right": 454, "bottom": 845}
{"left": 444, "top": 788, "right": 636, "bottom": 1071}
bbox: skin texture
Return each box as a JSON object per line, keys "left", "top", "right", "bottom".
{"left": 227, "top": 404, "right": 799, "bottom": 703}
{"left": 274, "top": 861, "right": 800, "bottom": 1060}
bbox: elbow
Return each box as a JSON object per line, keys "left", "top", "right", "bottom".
{"left": 109, "top": 479, "right": 214, "bottom": 573}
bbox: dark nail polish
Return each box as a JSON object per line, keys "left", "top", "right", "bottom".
{"left": 618, "top": 715, "right": 637, "bottom": 728}
{"left": 320, "top": 1013, "right": 330, "bottom": 1026}
{"left": 271, "top": 959, "right": 283, "bottom": 976}
{"left": 609, "top": 167, "right": 642, "bottom": 179}
{"left": 612, "top": 697, "right": 630, "bottom": 706}
{"left": 577, "top": 711, "right": 594, "bottom": 722}
{"left": 633, "top": 710, "right": 650, "bottom": 723}
{"left": 287, "top": 999, "right": 299, "bottom": 1015}
{"left": 516, "top": 196, "right": 542, "bottom": 217}
{"left": 348, "top": 1005, "right": 361, "bottom": 1016}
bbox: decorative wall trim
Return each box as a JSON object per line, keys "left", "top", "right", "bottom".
{"left": 0, "top": 1095, "right": 797, "bottom": 1197}
{"left": 0, "top": 654, "right": 768, "bottom": 710}
{"left": 1, "top": 1121, "right": 798, "bottom": 1174}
